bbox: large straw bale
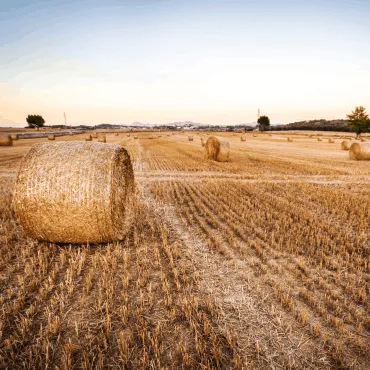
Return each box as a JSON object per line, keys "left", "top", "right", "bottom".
{"left": 48, "top": 135, "right": 55, "bottom": 140}
{"left": 0, "top": 135, "right": 13, "bottom": 146}
{"left": 341, "top": 140, "right": 350, "bottom": 150}
{"left": 85, "top": 135, "right": 93, "bottom": 141}
{"left": 188, "top": 136, "right": 193, "bottom": 141}
{"left": 13, "top": 142, "right": 135, "bottom": 243}
{"left": 349, "top": 143, "right": 370, "bottom": 160}
{"left": 10, "top": 134, "right": 19, "bottom": 140}
{"left": 98, "top": 135, "right": 106, "bottom": 143}
{"left": 205, "top": 136, "right": 230, "bottom": 162}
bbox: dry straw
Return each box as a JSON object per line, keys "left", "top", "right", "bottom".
{"left": 287, "top": 137, "right": 293, "bottom": 142}
{"left": 134, "top": 136, "right": 138, "bottom": 139}
{"left": 349, "top": 143, "right": 370, "bottom": 160}
{"left": 240, "top": 136, "right": 246, "bottom": 142}
{"left": 341, "top": 140, "right": 350, "bottom": 150}
{"left": 48, "top": 135, "right": 55, "bottom": 140}
{"left": 85, "top": 134, "right": 93, "bottom": 141}
{"left": 115, "top": 133, "right": 119, "bottom": 136}
{"left": 93, "top": 132, "right": 98, "bottom": 138}
{"left": 10, "top": 134, "right": 19, "bottom": 140}
{"left": 200, "top": 137, "right": 205, "bottom": 147}
{"left": 205, "top": 136, "right": 230, "bottom": 162}
{"left": 328, "top": 138, "right": 334, "bottom": 143}
{"left": 188, "top": 136, "right": 193, "bottom": 141}
{"left": 13, "top": 141, "right": 135, "bottom": 243}
{"left": 317, "top": 138, "right": 322, "bottom": 141}
{"left": 98, "top": 135, "right": 106, "bottom": 143}
{"left": 0, "top": 135, "right": 13, "bottom": 146}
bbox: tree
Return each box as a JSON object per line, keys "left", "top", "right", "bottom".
{"left": 346, "top": 106, "right": 369, "bottom": 138}
{"left": 257, "top": 115, "right": 270, "bottom": 131}
{"left": 26, "top": 115, "right": 45, "bottom": 128}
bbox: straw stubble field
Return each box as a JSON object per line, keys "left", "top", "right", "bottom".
{"left": 0, "top": 131, "right": 369, "bottom": 369}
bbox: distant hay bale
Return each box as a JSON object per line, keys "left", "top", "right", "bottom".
{"left": 268, "top": 134, "right": 272, "bottom": 137}
{"left": 317, "top": 138, "right": 322, "bottom": 142}
{"left": 240, "top": 136, "right": 246, "bottom": 142}
{"left": 341, "top": 140, "right": 350, "bottom": 150}
{"left": 48, "top": 135, "right": 55, "bottom": 140}
{"left": 349, "top": 143, "right": 370, "bottom": 160}
{"left": 10, "top": 134, "right": 19, "bottom": 140}
{"left": 287, "top": 138, "right": 293, "bottom": 142}
{"left": 115, "top": 133, "right": 119, "bottom": 136}
{"left": 98, "top": 135, "right": 106, "bottom": 143}
{"left": 134, "top": 136, "right": 138, "bottom": 139}
{"left": 13, "top": 142, "right": 135, "bottom": 243}
{"left": 149, "top": 136, "right": 154, "bottom": 139}
{"left": 328, "top": 138, "right": 334, "bottom": 143}
{"left": 127, "top": 133, "right": 131, "bottom": 137}
{"left": 361, "top": 138, "right": 366, "bottom": 142}
{"left": 253, "top": 134, "right": 257, "bottom": 137}
{"left": 93, "top": 133, "right": 98, "bottom": 138}
{"left": 69, "top": 132, "right": 73, "bottom": 136}
{"left": 205, "top": 136, "right": 230, "bottom": 162}
{"left": 85, "top": 135, "right": 93, "bottom": 141}
{"left": 0, "top": 135, "right": 13, "bottom": 146}
{"left": 188, "top": 136, "right": 193, "bottom": 141}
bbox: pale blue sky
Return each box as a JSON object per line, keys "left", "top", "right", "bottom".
{"left": 1, "top": 0, "right": 369, "bottom": 126}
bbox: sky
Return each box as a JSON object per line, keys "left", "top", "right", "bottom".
{"left": 0, "top": 0, "right": 370, "bottom": 126}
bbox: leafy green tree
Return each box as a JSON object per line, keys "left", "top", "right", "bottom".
{"left": 257, "top": 115, "right": 270, "bottom": 131}
{"left": 346, "top": 106, "right": 369, "bottom": 138}
{"left": 26, "top": 114, "right": 45, "bottom": 128}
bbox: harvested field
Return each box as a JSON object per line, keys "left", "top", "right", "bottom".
{"left": 0, "top": 130, "right": 369, "bottom": 369}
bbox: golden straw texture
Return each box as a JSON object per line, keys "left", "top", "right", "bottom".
{"left": 0, "top": 135, "right": 13, "bottom": 146}
{"left": 349, "top": 143, "right": 370, "bottom": 160}
{"left": 341, "top": 140, "right": 350, "bottom": 150}
{"left": 13, "top": 142, "right": 135, "bottom": 243}
{"left": 240, "top": 136, "right": 246, "bottom": 141}
{"left": 85, "top": 135, "right": 93, "bottom": 141}
{"left": 205, "top": 136, "right": 230, "bottom": 162}
{"left": 188, "top": 136, "right": 193, "bottom": 141}
{"left": 98, "top": 135, "right": 106, "bottom": 143}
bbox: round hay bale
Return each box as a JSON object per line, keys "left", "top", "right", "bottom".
{"left": 317, "top": 138, "right": 322, "bottom": 142}
{"left": 253, "top": 134, "right": 257, "bottom": 137}
{"left": 287, "top": 138, "right": 293, "bottom": 142}
{"left": 93, "top": 132, "right": 98, "bottom": 138}
{"left": 85, "top": 134, "right": 93, "bottom": 141}
{"left": 349, "top": 143, "right": 370, "bottom": 160}
{"left": 134, "top": 136, "right": 138, "bottom": 139}
{"left": 341, "top": 140, "right": 350, "bottom": 150}
{"left": 328, "top": 138, "right": 334, "bottom": 143}
{"left": 268, "top": 134, "right": 272, "bottom": 137}
{"left": 0, "top": 135, "right": 13, "bottom": 146}
{"left": 127, "top": 133, "right": 131, "bottom": 137}
{"left": 188, "top": 136, "right": 193, "bottom": 141}
{"left": 13, "top": 142, "right": 135, "bottom": 243}
{"left": 48, "top": 135, "right": 55, "bottom": 141}
{"left": 200, "top": 138, "right": 205, "bottom": 147}
{"left": 69, "top": 132, "right": 73, "bottom": 136}
{"left": 10, "top": 134, "right": 19, "bottom": 140}
{"left": 115, "top": 133, "right": 119, "bottom": 136}
{"left": 205, "top": 136, "right": 230, "bottom": 162}
{"left": 361, "top": 138, "right": 366, "bottom": 142}
{"left": 240, "top": 136, "right": 246, "bottom": 142}
{"left": 98, "top": 135, "right": 106, "bottom": 143}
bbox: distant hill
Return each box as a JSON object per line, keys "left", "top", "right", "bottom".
{"left": 273, "top": 119, "right": 353, "bottom": 132}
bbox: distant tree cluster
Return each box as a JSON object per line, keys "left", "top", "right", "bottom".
{"left": 26, "top": 115, "right": 45, "bottom": 128}
{"left": 346, "top": 106, "right": 370, "bottom": 138}
{"left": 257, "top": 116, "right": 270, "bottom": 131}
